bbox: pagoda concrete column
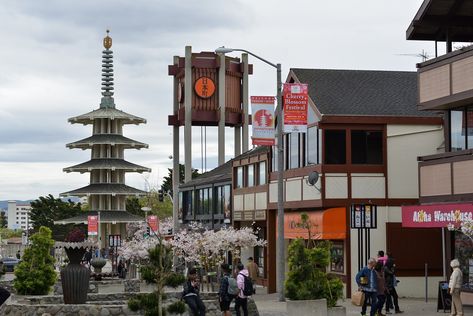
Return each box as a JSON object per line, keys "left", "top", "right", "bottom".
{"left": 184, "top": 46, "right": 192, "bottom": 183}
{"left": 172, "top": 56, "right": 180, "bottom": 231}
{"left": 242, "top": 53, "right": 249, "bottom": 153}
{"left": 218, "top": 53, "right": 226, "bottom": 166}
{"left": 235, "top": 126, "right": 241, "bottom": 156}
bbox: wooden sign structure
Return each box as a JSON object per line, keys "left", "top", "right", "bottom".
{"left": 437, "top": 281, "right": 451, "bottom": 312}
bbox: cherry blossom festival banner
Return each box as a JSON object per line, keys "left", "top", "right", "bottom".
{"left": 251, "top": 96, "right": 275, "bottom": 146}
{"left": 402, "top": 203, "right": 473, "bottom": 228}
{"left": 88, "top": 215, "right": 98, "bottom": 236}
{"left": 283, "top": 83, "right": 308, "bottom": 133}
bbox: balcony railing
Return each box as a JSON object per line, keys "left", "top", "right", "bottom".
{"left": 418, "top": 149, "right": 473, "bottom": 203}
{"left": 417, "top": 45, "right": 473, "bottom": 111}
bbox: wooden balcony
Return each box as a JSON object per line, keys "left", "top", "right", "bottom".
{"left": 418, "top": 149, "right": 473, "bottom": 203}
{"left": 417, "top": 45, "right": 473, "bottom": 111}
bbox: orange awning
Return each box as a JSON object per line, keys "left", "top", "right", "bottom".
{"left": 284, "top": 207, "right": 346, "bottom": 240}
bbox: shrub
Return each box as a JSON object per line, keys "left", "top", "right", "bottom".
{"left": 14, "top": 226, "right": 57, "bottom": 295}
{"left": 167, "top": 301, "right": 187, "bottom": 314}
{"left": 165, "top": 272, "right": 186, "bottom": 288}
{"left": 285, "top": 238, "right": 343, "bottom": 307}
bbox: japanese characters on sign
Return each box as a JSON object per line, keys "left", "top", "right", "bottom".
{"left": 147, "top": 215, "right": 159, "bottom": 233}
{"left": 350, "top": 204, "right": 377, "bottom": 229}
{"left": 402, "top": 203, "right": 473, "bottom": 228}
{"left": 194, "top": 77, "right": 216, "bottom": 99}
{"left": 87, "top": 215, "right": 98, "bottom": 236}
{"left": 251, "top": 96, "right": 275, "bottom": 146}
{"left": 283, "top": 83, "right": 308, "bottom": 133}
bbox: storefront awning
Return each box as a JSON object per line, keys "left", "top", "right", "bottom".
{"left": 284, "top": 207, "right": 346, "bottom": 240}
{"left": 402, "top": 203, "right": 473, "bottom": 228}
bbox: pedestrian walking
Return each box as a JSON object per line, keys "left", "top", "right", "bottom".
{"left": 449, "top": 259, "right": 463, "bottom": 316}
{"left": 384, "top": 256, "right": 403, "bottom": 314}
{"left": 182, "top": 268, "right": 206, "bottom": 316}
{"left": 377, "top": 250, "right": 388, "bottom": 265}
{"left": 374, "top": 261, "right": 387, "bottom": 316}
{"left": 218, "top": 263, "right": 235, "bottom": 316}
{"left": 246, "top": 257, "right": 259, "bottom": 281}
{"left": 356, "top": 258, "right": 378, "bottom": 316}
{"left": 235, "top": 263, "right": 249, "bottom": 316}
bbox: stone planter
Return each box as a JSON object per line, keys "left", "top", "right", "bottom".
{"left": 328, "top": 305, "right": 346, "bottom": 316}
{"left": 60, "top": 246, "right": 90, "bottom": 304}
{"left": 90, "top": 257, "right": 106, "bottom": 273}
{"left": 287, "top": 298, "right": 327, "bottom": 316}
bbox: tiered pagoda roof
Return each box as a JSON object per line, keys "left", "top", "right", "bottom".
{"left": 60, "top": 31, "right": 150, "bottom": 223}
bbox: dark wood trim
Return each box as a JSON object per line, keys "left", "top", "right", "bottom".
{"left": 266, "top": 210, "right": 277, "bottom": 293}
{"left": 322, "top": 165, "right": 384, "bottom": 174}
{"left": 383, "top": 126, "right": 389, "bottom": 199}
{"left": 269, "top": 164, "right": 322, "bottom": 181}
{"left": 420, "top": 193, "right": 473, "bottom": 204}
{"left": 418, "top": 89, "right": 473, "bottom": 111}
{"left": 267, "top": 199, "right": 323, "bottom": 210}
{"left": 234, "top": 185, "right": 268, "bottom": 195}
{"left": 320, "top": 115, "right": 442, "bottom": 125}
{"left": 418, "top": 45, "right": 473, "bottom": 72}
{"left": 418, "top": 148, "right": 473, "bottom": 163}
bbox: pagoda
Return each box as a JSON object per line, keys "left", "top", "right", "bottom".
{"left": 60, "top": 31, "right": 150, "bottom": 247}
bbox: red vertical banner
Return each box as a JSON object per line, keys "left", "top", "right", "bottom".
{"left": 148, "top": 215, "right": 159, "bottom": 233}
{"left": 88, "top": 215, "right": 98, "bottom": 236}
{"left": 283, "top": 83, "right": 308, "bottom": 133}
{"left": 251, "top": 96, "right": 275, "bottom": 146}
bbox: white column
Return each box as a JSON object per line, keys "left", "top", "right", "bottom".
{"left": 242, "top": 53, "right": 249, "bottom": 153}
{"left": 218, "top": 53, "right": 226, "bottom": 165}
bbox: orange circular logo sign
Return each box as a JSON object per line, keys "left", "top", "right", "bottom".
{"left": 194, "top": 77, "right": 215, "bottom": 99}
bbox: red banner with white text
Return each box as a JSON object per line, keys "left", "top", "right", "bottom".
{"left": 88, "top": 215, "right": 98, "bottom": 236}
{"left": 402, "top": 203, "right": 473, "bottom": 228}
{"left": 283, "top": 83, "right": 308, "bottom": 133}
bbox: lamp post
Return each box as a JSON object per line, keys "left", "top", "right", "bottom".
{"left": 215, "top": 47, "right": 284, "bottom": 301}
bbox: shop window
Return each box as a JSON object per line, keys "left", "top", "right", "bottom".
{"left": 236, "top": 166, "right": 243, "bottom": 188}
{"left": 223, "top": 185, "right": 231, "bottom": 222}
{"left": 289, "top": 133, "right": 300, "bottom": 169}
{"left": 215, "top": 186, "right": 223, "bottom": 215}
{"left": 351, "top": 130, "right": 383, "bottom": 164}
{"left": 258, "top": 161, "right": 267, "bottom": 185}
{"left": 324, "top": 130, "right": 346, "bottom": 164}
{"left": 183, "top": 191, "right": 193, "bottom": 217}
{"left": 450, "top": 109, "right": 466, "bottom": 151}
{"left": 247, "top": 164, "right": 255, "bottom": 187}
{"left": 307, "top": 126, "right": 320, "bottom": 164}
{"left": 454, "top": 231, "right": 473, "bottom": 285}
{"left": 330, "top": 242, "right": 344, "bottom": 273}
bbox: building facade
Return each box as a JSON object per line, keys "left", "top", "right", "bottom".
{"left": 263, "top": 68, "right": 443, "bottom": 296}
{"left": 405, "top": 0, "right": 473, "bottom": 303}
{"left": 7, "top": 200, "right": 32, "bottom": 230}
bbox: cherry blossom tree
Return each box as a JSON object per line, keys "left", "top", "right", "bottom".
{"left": 448, "top": 219, "right": 473, "bottom": 242}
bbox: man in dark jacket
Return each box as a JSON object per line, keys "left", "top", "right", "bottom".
{"left": 218, "top": 263, "right": 233, "bottom": 316}
{"left": 182, "top": 268, "right": 206, "bottom": 316}
{"left": 356, "top": 258, "right": 378, "bottom": 316}
{"left": 384, "top": 257, "right": 403, "bottom": 314}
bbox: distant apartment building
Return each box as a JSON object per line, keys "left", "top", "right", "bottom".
{"left": 7, "top": 201, "right": 32, "bottom": 230}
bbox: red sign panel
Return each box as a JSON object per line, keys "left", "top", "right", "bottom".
{"left": 283, "top": 83, "right": 308, "bottom": 133}
{"left": 88, "top": 215, "right": 98, "bottom": 236}
{"left": 251, "top": 96, "right": 275, "bottom": 146}
{"left": 148, "top": 215, "right": 159, "bottom": 233}
{"left": 402, "top": 203, "right": 473, "bottom": 228}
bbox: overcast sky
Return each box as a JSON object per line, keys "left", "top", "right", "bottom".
{"left": 0, "top": 0, "right": 439, "bottom": 201}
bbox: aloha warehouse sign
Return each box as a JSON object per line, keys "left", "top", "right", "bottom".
{"left": 402, "top": 203, "right": 473, "bottom": 228}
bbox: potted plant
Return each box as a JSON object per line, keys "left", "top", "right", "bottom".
{"left": 285, "top": 214, "right": 344, "bottom": 316}
{"left": 57, "top": 227, "right": 95, "bottom": 304}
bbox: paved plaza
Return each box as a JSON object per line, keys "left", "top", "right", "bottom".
{"left": 253, "top": 288, "right": 473, "bottom": 316}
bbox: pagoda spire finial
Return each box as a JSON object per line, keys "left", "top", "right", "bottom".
{"left": 100, "top": 29, "right": 115, "bottom": 108}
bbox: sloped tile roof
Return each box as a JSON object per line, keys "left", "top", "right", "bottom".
{"left": 69, "top": 108, "right": 146, "bottom": 125}
{"left": 60, "top": 183, "right": 147, "bottom": 196}
{"left": 63, "top": 158, "right": 151, "bottom": 173}
{"left": 54, "top": 210, "right": 144, "bottom": 224}
{"left": 66, "top": 134, "right": 148, "bottom": 149}
{"left": 291, "top": 68, "right": 439, "bottom": 117}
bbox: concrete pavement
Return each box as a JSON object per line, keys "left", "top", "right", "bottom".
{"left": 252, "top": 289, "right": 473, "bottom": 316}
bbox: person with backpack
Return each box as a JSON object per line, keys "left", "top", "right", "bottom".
{"left": 235, "top": 262, "right": 251, "bottom": 316}
{"left": 219, "top": 263, "right": 237, "bottom": 316}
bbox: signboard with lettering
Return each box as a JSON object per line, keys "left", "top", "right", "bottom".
{"left": 194, "top": 77, "right": 215, "bottom": 99}
{"left": 147, "top": 215, "right": 159, "bottom": 233}
{"left": 88, "top": 215, "right": 98, "bottom": 236}
{"left": 283, "top": 83, "right": 308, "bottom": 133}
{"left": 251, "top": 96, "right": 275, "bottom": 146}
{"left": 402, "top": 203, "right": 473, "bottom": 228}
{"left": 350, "top": 204, "right": 377, "bottom": 229}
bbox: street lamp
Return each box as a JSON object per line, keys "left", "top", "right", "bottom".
{"left": 215, "top": 46, "right": 285, "bottom": 301}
